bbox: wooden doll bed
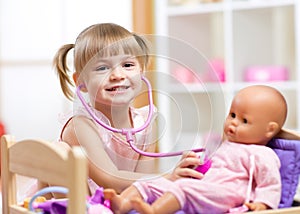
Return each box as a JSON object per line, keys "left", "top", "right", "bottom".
{"left": 1, "top": 135, "right": 88, "bottom": 214}
{"left": 252, "top": 206, "right": 300, "bottom": 214}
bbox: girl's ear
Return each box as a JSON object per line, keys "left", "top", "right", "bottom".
{"left": 73, "top": 73, "right": 87, "bottom": 92}
{"left": 266, "top": 122, "right": 279, "bottom": 139}
{"left": 73, "top": 73, "right": 78, "bottom": 84}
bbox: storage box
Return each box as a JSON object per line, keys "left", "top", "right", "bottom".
{"left": 244, "top": 66, "right": 288, "bottom": 82}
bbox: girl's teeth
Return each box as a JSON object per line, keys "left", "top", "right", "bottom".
{"left": 108, "top": 86, "right": 128, "bottom": 91}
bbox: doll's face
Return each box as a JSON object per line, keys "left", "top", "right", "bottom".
{"left": 223, "top": 87, "right": 280, "bottom": 145}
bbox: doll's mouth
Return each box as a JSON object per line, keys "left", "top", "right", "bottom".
{"left": 226, "top": 126, "right": 235, "bottom": 136}
{"left": 106, "top": 86, "right": 130, "bottom": 91}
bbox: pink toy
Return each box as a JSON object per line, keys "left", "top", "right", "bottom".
{"left": 172, "top": 59, "right": 226, "bottom": 84}
{"left": 202, "top": 58, "right": 225, "bottom": 83}
{"left": 209, "top": 59, "right": 225, "bottom": 82}
{"left": 194, "top": 158, "right": 212, "bottom": 174}
{"left": 172, "top": 67, "right": 195, "bottom": 83}
{"left": 244, "top": 66, "right": 288, "bottom": 82}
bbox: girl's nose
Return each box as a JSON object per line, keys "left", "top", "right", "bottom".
{"left": 110, "top": 66, "right": 125, "bottom": 81}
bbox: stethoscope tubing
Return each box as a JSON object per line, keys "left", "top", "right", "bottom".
{"left": 76, "top": 76, "right": 205, "bottom": 157}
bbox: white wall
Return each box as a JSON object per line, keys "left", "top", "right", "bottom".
{"left": 0, "top": 0, "right": 132, "bottom": 141}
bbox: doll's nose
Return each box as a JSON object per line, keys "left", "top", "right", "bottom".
{"left": 230, "top": 117, "right": 239, "bottom": 126}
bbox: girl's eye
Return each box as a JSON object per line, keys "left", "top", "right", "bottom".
{"left": 230, "top": 112, "right": 236, "bottom": 118}
{"left": 243, "top": 118, "right": 248, "bottom": 124}
{"left": 96, "top": 66, "right": 109, "bottom": 72}
{"left": 123, "top": 63, "right": 135, "bottom": 68}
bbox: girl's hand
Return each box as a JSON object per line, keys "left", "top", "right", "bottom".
{"left": 167, "top": 151, "right": 204, "bottom": 181}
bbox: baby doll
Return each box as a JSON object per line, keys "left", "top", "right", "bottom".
{"left": 104, "top": 85, "right": 287, "bottom": 214}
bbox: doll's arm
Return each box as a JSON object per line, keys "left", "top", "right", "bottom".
{"left": 244, "top": 202, "right": 269, "bottom": 211}
{"left": 251, "top": 149, "right": 281, "bottom": 209}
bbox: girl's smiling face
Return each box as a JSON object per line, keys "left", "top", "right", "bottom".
{"left": 79, "top": 54, "right": 143, "bottom": 110}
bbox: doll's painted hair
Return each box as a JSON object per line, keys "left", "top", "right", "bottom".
{"left": 53, "top": 23, "right": 150, "bottom": 100}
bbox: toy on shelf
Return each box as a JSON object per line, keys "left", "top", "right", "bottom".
{"left": 171, "top": 67, "right": 196, "bottom": 83}
{"left": 172, "top": 58, "right": 225, "bottom": 84}
{"left": 199, "top": 58, "right": 225, "bottom": 83}
{"left": 244, "top": 65, "right": 289, "bottom": 82}
{"left": 206, "top": 58, "right": 225, "bottom": 82}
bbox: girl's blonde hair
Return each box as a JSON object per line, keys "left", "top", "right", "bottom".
{"left": 53, "top": 23, "right": 150, "bottom": 100}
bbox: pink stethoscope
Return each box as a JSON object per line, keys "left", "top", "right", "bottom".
{"left": 76, "top": 76, "right": 209, "bottom": 165}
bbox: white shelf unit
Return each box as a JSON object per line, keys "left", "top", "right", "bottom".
{"left": 153, "top": 0, "right": 300, "bottom": 154}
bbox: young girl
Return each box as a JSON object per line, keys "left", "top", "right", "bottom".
{"left": 53, "top": 23, "right": 203, "bottom": 194}
{"left": 104, "top": 85, "right": 287, "bottom": 213}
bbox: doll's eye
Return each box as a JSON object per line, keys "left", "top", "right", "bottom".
{"left": 230, "top": 113, "right": 236, "bottom": 118}
{"left": 243, "top": 118, "right": 248, "bottom": 124}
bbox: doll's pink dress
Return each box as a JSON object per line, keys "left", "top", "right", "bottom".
{"left": 133, "top": 141, "right": 281, "bottom": 213}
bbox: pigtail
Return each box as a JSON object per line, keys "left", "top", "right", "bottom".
{"left": 53, "top": 44, "right": 75, "bottom": 100}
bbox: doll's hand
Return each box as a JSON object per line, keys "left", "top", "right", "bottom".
{"left": 244, "top": 202, "right": 268, "bottom": 211}
{"left": 167, "top": 151, "right": 203, "bottom": 181}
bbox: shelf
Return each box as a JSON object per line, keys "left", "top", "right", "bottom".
{"left": 167, "top": 81, "right": 298, "bottom": 93}
{"left": 231, "top": 0, "right": 296, "bottom": 11}
{"left": 167, "top": 0, "right": 296, "bottom": 16}
{"left": 232, "top": 81, "right": 299, "bottom": 91}
{"left": 168, "top": 82, "right": 223, "bottom": 93}
{"left": 168, "top": 2, "right": 224, "bottom": 16}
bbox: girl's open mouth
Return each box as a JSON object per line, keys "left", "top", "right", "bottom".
{"left": 106, "top": 86, "right": 130, "bottom": 92}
